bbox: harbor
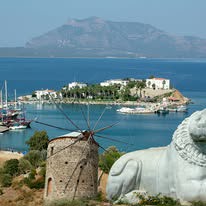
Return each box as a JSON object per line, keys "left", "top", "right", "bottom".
{"left": 0, "top": 89, "right": 204, "bottom": 153}
{"left": 0, "top": 58, "right": 206, "bottom": 153}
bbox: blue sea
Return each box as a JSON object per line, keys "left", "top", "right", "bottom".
{"left": 0, "top": 58, "right": 206, "bottom": 152}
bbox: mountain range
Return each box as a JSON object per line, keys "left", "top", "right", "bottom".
{"left": 1, "top": 17, "right": 206, "bottom": 58}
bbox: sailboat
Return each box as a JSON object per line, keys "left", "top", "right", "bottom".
{"left": 1, "top": 81, "right": 32, "bottom": 130}
{"left": 8, "top": 91, "right": 32, "bottom": 130}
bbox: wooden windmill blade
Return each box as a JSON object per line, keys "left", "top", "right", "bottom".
{"left": 49, "top": 94, "right": 83, "bottom": 132}
{"left": 34, "top": 120, "right": 79, "bottom": 132}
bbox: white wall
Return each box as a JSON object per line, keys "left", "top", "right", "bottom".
{"left": 146, "top": 78, "right": 170, "bottom": 90}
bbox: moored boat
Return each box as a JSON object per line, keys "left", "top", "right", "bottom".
{"left": 156, "top": 108, "right": 169, "bottom": 115}
{"left": 168, "top": 105, "right": 188, "bottom": 113}
{"left": 9, "top": 122, "right": 28, "bottom": 130}
{"left": 117, "top": 106, "right": 155, "bottom": 114}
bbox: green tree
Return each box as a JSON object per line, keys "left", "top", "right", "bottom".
{"left": 26, "top": 130, "right": 49, "bottom": 151}
{"left": 0, "top": 174, "right": 12, "bottom": 187}
{"left": 148, "top": 80, "right": 151, "bottom": 88}
{"left": 3, "top": 159, "right": 19, "bottom": 176}
{"left": 24, "top": 150, "right": 46, "bottom": 167}
{"left": 18, "top": 158, "right": 32, "bottom": 174}
{"left": 149, "top": 75, "right": 155, "bottom": 79}
{"left": 127, "top": 81, "right": 136, "bottom": 89}
{"left": 162, "top": 80, "right": 166, "bottom": 89}
{"left": 31, "top": 91, "right": 37, "bottom": 98}
{"left": 99, "top": 146, "right": 124, "bottom": 174}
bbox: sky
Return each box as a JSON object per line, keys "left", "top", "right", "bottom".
{"left": 0, "top": 0, "right": 205, "bottom": 47}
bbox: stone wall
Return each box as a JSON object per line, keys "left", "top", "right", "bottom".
{"left": 44, "top": 136, "right": 99, "bottom": 202}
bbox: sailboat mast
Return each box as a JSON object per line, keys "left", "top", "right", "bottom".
{"left": 14, "top": 89, "right": 17, "bottom": 109}
{"left": 5, "top": 80, "right": 8, "bottom": 109}
{"left": 0, "top": 90, "right": 2, "bottom": 123}
{"left": 0, "top": 90, "right": 2, "bottom": 108}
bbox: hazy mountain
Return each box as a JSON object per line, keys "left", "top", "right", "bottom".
{"left": 1, "top": 17, "right": 206, "bottom": 58}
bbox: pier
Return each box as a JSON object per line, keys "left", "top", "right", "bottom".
{"left": 0, "top": 126, "right": 9, "bottom": 133}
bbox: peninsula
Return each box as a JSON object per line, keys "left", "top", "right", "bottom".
{"left": 19, "top": 76, "right": 190, "bottom": 107}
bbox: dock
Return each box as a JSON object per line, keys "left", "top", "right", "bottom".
{"left": 0, "top": 126, "right": 9, "bottom": 133}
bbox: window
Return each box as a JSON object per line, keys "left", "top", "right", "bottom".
{"left": 50, "top": 147, "right": 54, "bottom": 156}
{"left": 47, "top": 178, "right": 52, "bottom": 196}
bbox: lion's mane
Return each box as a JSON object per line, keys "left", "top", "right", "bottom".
{"left": 173, "top": 111, "right": 206, "bottom": 167}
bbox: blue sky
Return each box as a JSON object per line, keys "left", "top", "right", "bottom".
{"left": 0, "top": 0, "right": 205, "bottom": 47}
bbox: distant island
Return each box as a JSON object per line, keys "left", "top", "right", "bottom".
{"left": 1, "top": 17, "right": 206, "bottom": 58}
{"left": 19, "top": 77, "right": 190, "bottom": 108}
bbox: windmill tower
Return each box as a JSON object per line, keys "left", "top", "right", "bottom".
{"left": 35, "top": 98, "right": 129, "bottom": 203}
{"left": 44, "top": 131, "right": 99, "bottom": 202}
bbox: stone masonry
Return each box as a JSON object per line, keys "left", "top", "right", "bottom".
{"left": 44, "top": 133, "right": 99, "bottom": 202}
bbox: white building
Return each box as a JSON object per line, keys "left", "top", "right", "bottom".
{"left": 35, "top": 89, "right": 57, "bottom": 100}
{"left": 146, "top": 78, "right": 170, "bottom": 90}
{"left": 68, "top": 82, "right": 87, "bottom": 90}
{"left": 100, "top": 79, "right": 129, "bottom": 87}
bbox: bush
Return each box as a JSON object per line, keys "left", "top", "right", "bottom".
{"left": 191, "top": 201, "right": 206, "bottom": 206}
{"left": 0, "top": 173, "right": 12, "bottom": 187}
{"left": 26, "top": 130, "right": 49, "bottom": 151}
{"left": 99, "top": 146, "right": 124, "bottom": 174}
{"left": 24, "top": 176, "right": 45, "bottom": 189}
{"left": 18, "top": 158, "right": 32, "bottom": 174}
{"left": 28, "top": 168, "right": 36, "bottom": 180}
{"left": 3, "top": 159, "right": 19, "bottom": 176}
{"left": 38, "top": 166, "right": 46, "bottom": 178}
{"left": 136, "top": 193, "right": 181, "bottom": 206}
{"left": 24, "top": 150, "right": 46, "bottom": 167}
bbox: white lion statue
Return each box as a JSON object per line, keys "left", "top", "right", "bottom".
{"left": 106, "top": 109, "right": 206, "bottom": 203}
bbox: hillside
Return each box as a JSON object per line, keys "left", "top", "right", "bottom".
{"left": 1, "top": 17, "right": 206, "bottom": 58}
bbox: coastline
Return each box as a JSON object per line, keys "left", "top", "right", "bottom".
{"left": 0, "top": 150, "right": 23, "bottom": 166}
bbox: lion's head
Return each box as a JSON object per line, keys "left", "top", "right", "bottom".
{"left": 173, "top": 109, "right": 206, "bottom": 167}
{"left": 188, "top": 109, "right": 206, "bottom": 142}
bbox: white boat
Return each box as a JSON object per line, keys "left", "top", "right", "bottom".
{"left": 9, "top": 123, "right": 27, "bottom": 130}
{"left": 168, "top": 105, "right": 188, "bottom": 112}
{"left": 117, "top": 107, "right": 135, "bottom": 113}
{"left": 117, "top": 107, "right": 154, "bottom": 114}
{"left": 176, "top": 105, "right": 188, "bottom": 112}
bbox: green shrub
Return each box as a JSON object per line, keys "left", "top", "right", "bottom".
{"left": 0, "top": 173, "right": 12, "bottom": 187}
{"left": 38, "top": 165, "right": 46, "bottom": 178}
{"left": 24, "top": 150, "right": 45, "bottom": 167}
{"left": 3, "top": 159, "right": 19, "bottom": 176}
{"left": 28, "top": 177, "right": 45, "bottom": 189}
{"left": 23, "top": 176, "right": 45, "bottom": 189}
{"left": 26, "top": 130, "right": 49, "bottom": 151}
{"left": 40, "top": 149, "right": 47, "bottom": 161}
{"left": 18, "top": 158, "right": 32, "bottom": 174}
{"left": 28, "top": 168, "right": 36, "bottom": 180}
{"left": 136, "top": 193, "right": 181, "bottom": 206}
{"left": 99, "top": 146, "right": 124, "bottom": 174}
{"left": 191, "top": 201, "right": 206, "bottom": 206}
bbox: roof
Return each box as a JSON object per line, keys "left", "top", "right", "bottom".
{"left": 168, "top": 97, "right": 179, "bottom": 101}
{"left": 58, "top": 131, "right": 82, "bottom": 138}
{"left": 49, "top": 130, "right": 99, "bottom": 146}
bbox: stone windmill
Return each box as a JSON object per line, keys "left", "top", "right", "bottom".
{"left": 35, "top": 100, "right": 128, "bottom": 203}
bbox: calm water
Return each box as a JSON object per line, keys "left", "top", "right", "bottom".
{"left": 0, "top": 58, "right": 206, "bottom": 152}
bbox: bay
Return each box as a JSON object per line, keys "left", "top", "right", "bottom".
{"left": 0, "top": 58, "right": 206, "bottom": 152}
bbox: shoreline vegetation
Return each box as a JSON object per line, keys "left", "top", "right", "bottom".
{"left": 19, "top": 77, "right": 190, "bottom": 108}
